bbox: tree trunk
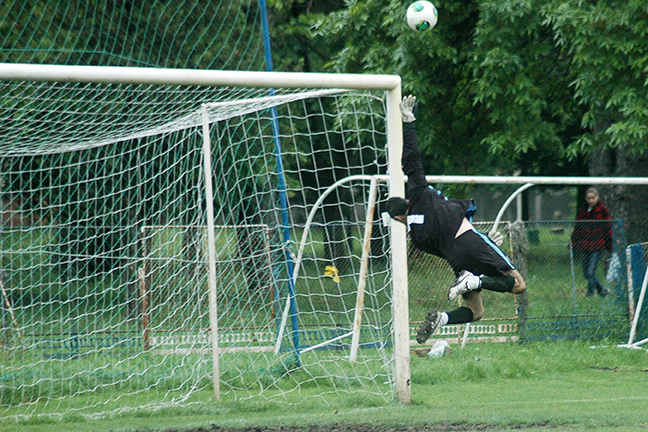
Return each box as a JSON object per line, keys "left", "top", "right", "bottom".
{"left": 588, "top": 145, "right": 648, "bottom": 245}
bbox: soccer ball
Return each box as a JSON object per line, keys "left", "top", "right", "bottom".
{"left": 406, "top": 1, "right": 438, "bottom": 32}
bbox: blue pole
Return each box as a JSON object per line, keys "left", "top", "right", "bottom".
{"left": 259, "top": 0, "right": 301, "bottom": 362}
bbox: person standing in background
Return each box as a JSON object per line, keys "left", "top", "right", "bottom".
{"left": 571, "top": 187, "right": 613, "bottom": 297}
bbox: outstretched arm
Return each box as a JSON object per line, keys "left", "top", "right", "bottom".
{"left": 399, "top": 95, "right": 428, "bottom": 193}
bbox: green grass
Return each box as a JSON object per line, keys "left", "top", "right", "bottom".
{"left": 2, "top": 223, "right": 645, "bottom": 430}
{"left": 2, "top": 340, "right": 648, "bottom": 432}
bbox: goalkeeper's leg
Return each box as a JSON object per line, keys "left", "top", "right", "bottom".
{"left": 416, "top": 292, "right": 484, "bottom": 344}
{"left": 503, "top": 269, "right": 526, "bottom": 294}
{"left": 479, "top": 269, "right": 526, "bottom": 294}
{"left": 447, "top": 230, "right": 527, "bottom": 296}
{"left": 462, "top": 290, "right": 484, "bottom": 321}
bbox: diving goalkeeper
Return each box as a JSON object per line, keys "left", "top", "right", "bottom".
{"left": 387, "top": 95, "right": 527, "bottom": 344}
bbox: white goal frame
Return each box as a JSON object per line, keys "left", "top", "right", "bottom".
{"left": 0, "top": 63, "right": 412, "bottom": 404}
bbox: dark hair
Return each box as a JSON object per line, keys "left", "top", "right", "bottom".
{"left": 386, "top": 197, "right": 409, "bottom": 218}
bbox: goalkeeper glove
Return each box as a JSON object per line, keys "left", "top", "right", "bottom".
{"left": 400, "top": 95, "right": 417, "bottom": 123}
{"left": 489, "top": 230, "right": 504, "bottom": 247}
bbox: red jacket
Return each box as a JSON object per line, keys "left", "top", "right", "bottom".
{"left": 571, "top": 202, "right": 613, "bottom": 252}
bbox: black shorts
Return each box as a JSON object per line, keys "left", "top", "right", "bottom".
{"left": 445, "top": 229, "right": 516, "bottom": 277}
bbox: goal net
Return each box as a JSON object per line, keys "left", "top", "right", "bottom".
{"left": 0, "top": 66, "right": 406, "bottom": 421}
{"left": 623, "top": 242, "right": 648, "bottom": 347}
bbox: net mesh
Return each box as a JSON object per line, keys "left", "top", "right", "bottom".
{"left": 0, "top": 0, "right": 265, "bottom": 70}
{"left": 0, "top": 81, "right": 312, "bottom": 156}
{"left": 0, "top": 86, "right": 394, "bottom": 420}
{"left": 1, "top": 1, "right": 399, "bottom": 420}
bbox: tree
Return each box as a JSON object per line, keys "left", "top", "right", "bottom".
{"left": 298, "top": 0, "right": 521, "bottom": 193}
{"left": 266, "top": 0, "right": 347, "bottom": 72}
{"left": 473, "top": 0, "right": 648, "bottom": 241}
{"left": 290, "top": 0, "right": 648, "bottom": 239}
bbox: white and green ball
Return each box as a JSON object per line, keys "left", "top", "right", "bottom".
{"left": 406, "top": 1, "right": 438, "bottom": 32}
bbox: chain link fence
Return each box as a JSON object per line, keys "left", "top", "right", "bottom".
{"left": 408, "top": 219, "right": 630, "bottom": 345}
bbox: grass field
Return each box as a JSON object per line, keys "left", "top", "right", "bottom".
{"left": 2, "top": 340, "right": 647, "bottom": 432}
{"left": 2, "top": 222, "right": 644, "bottom": 430}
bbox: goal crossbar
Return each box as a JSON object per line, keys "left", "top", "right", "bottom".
{"left": 423, "top": 176, "right": 648, "bottom": 186}
{"left": 0, "top": 63, "right": 401, "bottom": 90}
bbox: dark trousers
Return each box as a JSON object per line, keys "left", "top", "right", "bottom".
{"left": 580, "top": 250, "right": 604, "bottom": 295}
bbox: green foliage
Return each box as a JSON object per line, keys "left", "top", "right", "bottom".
{"left": 281, "top": 0, "right": 648, "bottom": 177}
{"left": 474, "top": 0, "right": 648, "bottom": 164}
{"left": 547, "top": 0, "right": 648, "bottom": 154}
{"left": 471, "top": 0, "right": 584, "bottom": 175}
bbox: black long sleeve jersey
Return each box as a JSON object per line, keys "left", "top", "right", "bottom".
{"left": 402, "top": 122, "right": 475, "bottom": 259}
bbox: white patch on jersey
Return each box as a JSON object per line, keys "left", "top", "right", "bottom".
{"left": 406, "top": 214, "right": 424, "bottom": 231}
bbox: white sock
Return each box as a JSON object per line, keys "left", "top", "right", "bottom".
{"left": 439, "top": 312, "right": 449, "bottom": 326}
{"left": 469, "top": 274, "right": 482, "bottom": 290}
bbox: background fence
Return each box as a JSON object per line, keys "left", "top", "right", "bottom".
{"left": 408, "top": 219, "right": 631, "bottom": 345}
{"left": 1, "top": 218, "right": 634, "bottom": 353}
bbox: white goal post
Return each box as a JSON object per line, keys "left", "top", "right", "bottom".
{"left": 0, "top": 63, "right": 413, "bottom": 408}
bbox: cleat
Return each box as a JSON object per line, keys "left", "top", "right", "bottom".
{"left": 416, "top": 309, "right": 441, "bottom": 344}
{"left": 448, "top": 270, "right": 480, "bottom": 301}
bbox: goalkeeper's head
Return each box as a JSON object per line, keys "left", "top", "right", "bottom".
{"left": 387, "top": 197, "right": 409, "bottom": 223}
